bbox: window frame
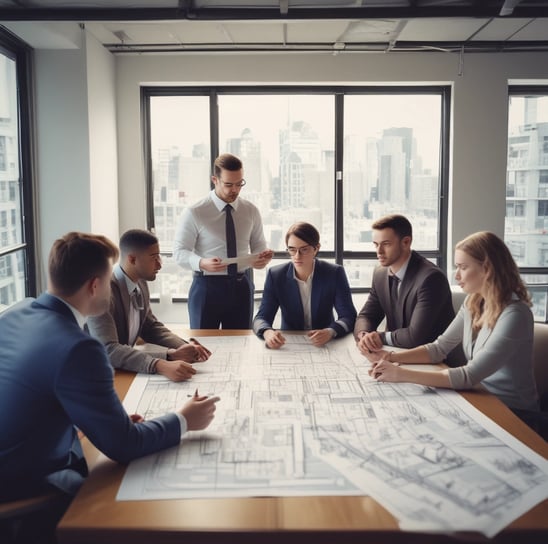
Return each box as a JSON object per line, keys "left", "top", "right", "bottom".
{"left": 507, "top": 86, "right": 548, "bottom": 277}
{"left": 0, "top": 26, "right": 37, "bottom": 308}
{"left": 142, "top": 85, "right": 451, "bottom": 293}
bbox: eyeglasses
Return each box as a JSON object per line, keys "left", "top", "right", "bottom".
{"left": 287, "top": 245, "right": 314, "bottom": 256}
{"left": 220, "top": 179, "right": 246, "bottom": 189}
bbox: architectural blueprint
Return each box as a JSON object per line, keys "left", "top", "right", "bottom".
{"left": 118, "top": 334, "right": 548, "bottom": 537}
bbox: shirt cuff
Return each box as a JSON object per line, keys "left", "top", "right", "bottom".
{"left": 176, "top": 412, "right": 188, "bottom": 438}
{"left": 383, "top": 331, "right": 393, "bottom": 346}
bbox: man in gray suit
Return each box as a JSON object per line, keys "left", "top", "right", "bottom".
{"left": 88, "top": 229, "right": 211, "bottom": 382}
{"left": 355, "top": 214, "right": 460, "bottom": 364}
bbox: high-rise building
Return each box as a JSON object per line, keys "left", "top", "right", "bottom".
{"left": 506, "top": 96, "right": 548, "bottom": 268}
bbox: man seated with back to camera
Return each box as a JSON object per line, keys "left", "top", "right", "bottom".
{"left": 0, "top": 232, "right": 219, "bottom": 542}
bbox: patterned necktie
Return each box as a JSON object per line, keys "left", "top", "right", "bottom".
{"left": 224, "top": 204, "right": 237, "bottom": 276}
{"left": 128, "top": 287, "right": 143, "bottom": 345}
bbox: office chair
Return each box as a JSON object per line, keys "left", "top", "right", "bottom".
{"left": 0, "top": 491, "right": 66, "bottom": 544}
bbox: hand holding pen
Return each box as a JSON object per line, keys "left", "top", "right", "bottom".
{"left": 180, "top": 388, "right": 220, "bottom": 431}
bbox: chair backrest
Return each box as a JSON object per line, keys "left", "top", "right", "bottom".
{"left": 451, "top": 289, "right": 466, "bottom": 314}
{"left": 533, "top": 322, "right": 548, "bottom": 411}
{"left": 0, "top": 492, "right": 60, "bottom": 520}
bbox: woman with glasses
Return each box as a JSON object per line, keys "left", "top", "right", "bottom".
{"left": 253, "top": 222, "right": 356, "bottom": 348}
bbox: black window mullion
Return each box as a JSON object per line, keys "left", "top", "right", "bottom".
{"left": 209, "top": 90, "right": 219, "bottom": 186}
{"left": 141, "top": 88, "right": 155, "bottom": 232}
{"left": 334, "top": 92, "right": 344, "bottom": 266}
{"left": 438, "top": 86, "right": 451, "bottom": 276}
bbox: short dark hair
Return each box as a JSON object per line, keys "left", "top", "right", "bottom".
{"left": 372, "top": 214, "right": 412, "bottom": 240}
{"left": 120, "top": 229, "right": 158, "bottom": 257}
{"left": 213, "top": 153, "right": 243, "bottom": 177}
{"left": 285, "top": 222, "right": 320, "bottom": 247}
{"left": 48, "top": 232, "right": 119, "bottom": 297}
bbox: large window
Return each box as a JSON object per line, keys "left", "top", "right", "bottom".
{"left": 144, "top": 87, "right": 449, "bottom": 300}
{"left": 0, "top": 28, "right": 35, "bottom": 312}
{"left": 506, "top": 90, "right": 548, "bottom": 268}
{"left": 506, "top": 89, "right": 548, "bottom": 320}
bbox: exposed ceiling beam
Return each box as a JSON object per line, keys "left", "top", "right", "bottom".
{"left": 1, "top": 5, "right": 548, "bottom": 22}
{"left": 500, "top": 0, "right": 522, "bottom": 16}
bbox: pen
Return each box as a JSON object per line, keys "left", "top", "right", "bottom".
{"left": 187, "top": 388, "right": 199, "bottom": 398}
{"left": 189, "top": 337, "right": 212, "bottom": 357}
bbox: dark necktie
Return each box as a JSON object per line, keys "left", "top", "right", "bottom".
{"left": 224, "top": 204, "right": 237, "bottom": 276}
{"left": 389, "top": 274, "right": 400, "bottom": 328}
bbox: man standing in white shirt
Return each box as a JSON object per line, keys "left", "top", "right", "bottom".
{"left": 173, "top": 153, "right": 273, "bottom": 329}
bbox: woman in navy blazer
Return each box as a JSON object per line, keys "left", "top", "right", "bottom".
{"left": 253, "top": 222, "right": 356, "bottom": 348}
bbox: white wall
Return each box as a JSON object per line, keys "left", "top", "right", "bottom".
{"left": 86, "top": 32, "right": 119, "bottom": 243}
{"left": 115, "top": 50, "right": 548, "bottom": 271}
{"left": 33, "top": 27, "right": 119, "bottom": 289}
{"left": 34, "top": 43, "right": 90, "bottom": 286}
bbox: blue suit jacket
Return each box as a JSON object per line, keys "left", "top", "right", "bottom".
{"left": 253, "top": 260, "right": 356, "bottom": 339}
{"left": 0, "top": 293, "right": 181, "bottom": 501}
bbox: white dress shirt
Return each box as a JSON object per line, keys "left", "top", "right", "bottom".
{"left": 173, "top": 190, "right": 268, "bottom": 274}
{"left": 293, "top": 265, "right": 315, "bottom": 330}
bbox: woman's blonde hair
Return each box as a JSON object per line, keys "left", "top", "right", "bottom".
{"left": 456, "top": 231, "right": 531, "bottom": 331}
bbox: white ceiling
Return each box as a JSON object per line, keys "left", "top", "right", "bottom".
{"left": 1, "top": 0, "right": 547, "bottom": 53}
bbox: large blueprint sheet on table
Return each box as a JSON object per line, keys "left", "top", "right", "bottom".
{"left": 118, "top": 334, "right": 548, "bottom": 537}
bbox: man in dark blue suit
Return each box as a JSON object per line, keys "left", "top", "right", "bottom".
{"left": 0, "top": 232, "right": 219, "bottom": 539}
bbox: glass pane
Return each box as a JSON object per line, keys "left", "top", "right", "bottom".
{"left": 505, "top": 94, "right": 548, "bottom": 267}
{"left": 0, "top": 53, "right": 22, "bottom": 248}
{"left": 0, "top": 249, "right": 26, "bottom": 311}
{"left": 343, "top": 94, "right": 442, "bottom": 253}
{"left": 218, "top": 94, "right": 335, "bottom": 251}
{"left": 149, "top": 96, "right": 211, "bottom": 250}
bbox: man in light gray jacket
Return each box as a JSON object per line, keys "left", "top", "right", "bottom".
{"left": 88, "top": 229, "right": 210, "bottom": 382}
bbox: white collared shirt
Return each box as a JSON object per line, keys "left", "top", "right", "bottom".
{"left": 293, "top": 263, "right": 315, "bottom": 330}
{"left": 173, "top": 190, "right": 267, "bottom": 274}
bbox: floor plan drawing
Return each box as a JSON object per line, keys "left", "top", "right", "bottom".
{"left": 118, "top": 334, "right": 548, "bottom": 537}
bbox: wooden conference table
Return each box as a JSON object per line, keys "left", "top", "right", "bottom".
{"left": 57, "top": 330, "right": 548, "bottom": 544}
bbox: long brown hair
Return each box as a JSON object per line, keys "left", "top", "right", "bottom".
{"left": 456, "top": 231, "right": 531, "bottom": 331}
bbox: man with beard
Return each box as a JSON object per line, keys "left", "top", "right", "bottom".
{"left": 88, "top": 229, "right": 211, "bottom": 382}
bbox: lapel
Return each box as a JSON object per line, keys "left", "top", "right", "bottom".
{"left": 310, "top": 260, "right": 322, "bottom": 319}
{"left": 473, "top": 323, "right": 493, "bottom": 355}
{"left": 397, "top": 250, "right": 419, "bottom": 305}
{"left": 112, "top": 273, "right": 132, "bottom": 341}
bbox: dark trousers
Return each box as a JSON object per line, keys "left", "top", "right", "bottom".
{"left": 188, "top": 272, "right": 253, "bottom": 329}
